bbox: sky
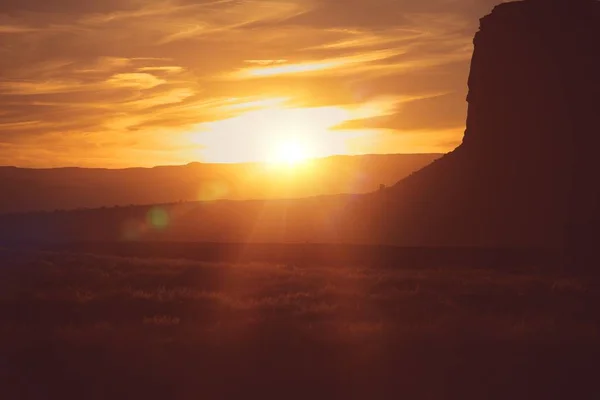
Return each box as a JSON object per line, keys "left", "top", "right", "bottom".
{"left": 0, "top": 0, "right": 503, "bottom": 168}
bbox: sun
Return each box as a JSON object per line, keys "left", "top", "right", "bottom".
{"left": 189, "top": 104, "right": 361, "bottom": 164}
{"left": 268, "top": 138, "right": 313, "bottom": 165}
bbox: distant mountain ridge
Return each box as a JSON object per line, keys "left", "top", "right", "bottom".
{"left": 0, "top": 154, "right": 440, "bottom": 214}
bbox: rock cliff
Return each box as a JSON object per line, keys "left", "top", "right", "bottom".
{"left": 348, "top": 0, "right": 600, "bottom": 249}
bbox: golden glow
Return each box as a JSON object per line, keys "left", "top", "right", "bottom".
{"left": 224, "top": 97, "right": 289, "bottom": 111}
{"left": 0, "top": 0, "right": 474, "bottom": 168}
{"left": 267, "top": 137, "right": 313, "bottom": 165}
{"left": 189, "top": 102, "right": 369, "bottom": 164}
{"left": 233, "top": 50, "right": 402, "bottom": 79}
{"left": 244, "top": 61, "right": 340, "bottom": 77}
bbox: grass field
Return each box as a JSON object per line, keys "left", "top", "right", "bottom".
{"left": 1, "top": 247, "right": 599, "bottom": 399}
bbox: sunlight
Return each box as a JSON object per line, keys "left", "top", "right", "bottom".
{"left": 243, "top": 61, "right": 340, "bottom": 77}
{"left": 267, "top": 137, "right": 313, "bottom": 165}
{"left": 189, "top": 103, "right": 362, "bottom": 164}
{"left": 232, "top": 50, "right": 402, "bottom": 79}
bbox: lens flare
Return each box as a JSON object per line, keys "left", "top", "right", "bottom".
{"left": 198, "top": 179, "right": 230, "bottom": 201}
{"left": 147, "top": 207, "right": 169, "bottom": 230}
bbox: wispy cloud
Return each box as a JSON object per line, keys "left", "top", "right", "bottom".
{"left": 0, "top": 80, "right": 92, "bottom": 95}
{"left": 245, "top": 59, "right": 288, "bottom": 66}
{"left": 137, "top": 66, "right": 183, "bottom": 74}
{"left": 125, "top": 88, "right": 195, "bottom": 108}
{"left": 229, "top": 49, "right": 404, "bottom": 79}
{"left": 307, "top": 29, "right": 425, "bottom": 51}
{"left": 106, "top": 73, "right": 166, "bottom": 89}
{"left": 0, "top": 24, "right": 38, "bottom": 33}
{"left": 76, "top": 57, "right": 132, "bottom": 73}
{"left": 155, "top": 0, "right": 309, "bottom": 44}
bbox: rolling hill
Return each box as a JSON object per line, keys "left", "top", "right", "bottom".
{"left": 0, "top": 153, "right": 439, "bottom": 214}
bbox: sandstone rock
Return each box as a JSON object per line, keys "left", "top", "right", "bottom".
{"left": 350, "top": 0, "right": 600, "bottom": 250}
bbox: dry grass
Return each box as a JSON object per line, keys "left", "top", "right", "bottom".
{"left": 0, "top": 248, "right": 598, "bottom": 399}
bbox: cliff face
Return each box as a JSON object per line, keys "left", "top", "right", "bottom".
{"left": 463, "top": 0, "right": 599, "bottom": 192}
{"left": 363, "top": 0, "right": 600, "bottom": 248}
{"left": 463, "top": 0, "right": 599, "bottom": 238}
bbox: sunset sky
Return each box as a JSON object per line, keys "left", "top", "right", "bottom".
{"left": 0, "top": 0, "right": 503, "bottom": 168}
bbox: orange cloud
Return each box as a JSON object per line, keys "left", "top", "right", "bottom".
{"left": 137, "top": 66, "right": 184, "bottom": 74}
{"left": 0, "top": 80, "right": 90, "bottom": 95}
{"left": 125, "top": 88, "right": 195, "bottom": 108}
{"left": 229, "top": 49, "right": 404, "bottom": 79}
{"left": 106, "top": 73, "right": 166, "bottom": 89}
{"left": 0, "top": 25, "right": 38, "bottom": 33}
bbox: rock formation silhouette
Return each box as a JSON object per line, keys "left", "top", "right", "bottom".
{"left": 344, "top": 0, "right": 599, "bottom": 253}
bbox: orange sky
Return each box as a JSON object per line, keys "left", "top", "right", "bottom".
{"left": 0, "top": 0, "right": 503, "bottom": 168}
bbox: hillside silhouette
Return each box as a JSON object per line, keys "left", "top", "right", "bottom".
{"left": 0, "top": 154, "right": 438, "bottom": 214}
{"left": 1, "top": 0, "right": 598, "bottom": 267}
